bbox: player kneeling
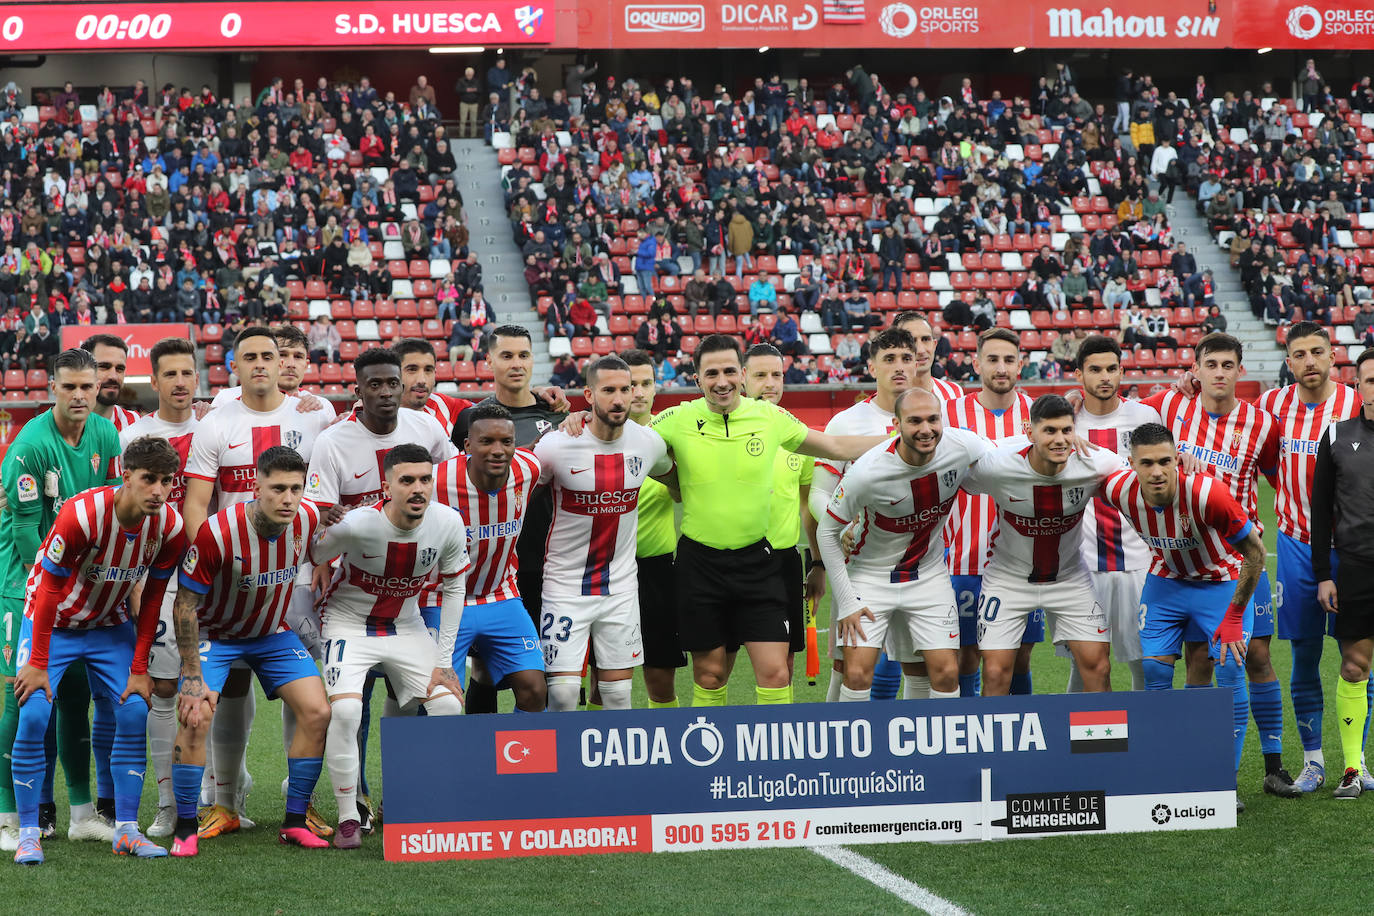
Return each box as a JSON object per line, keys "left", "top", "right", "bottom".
{"left": 167, "top": 447, "right": 331, "bottom": 856}
{"left": 312, "top": 444, "right": 470, "bottom": 848}
{"left": 818, "top": 389, "right": 990, "bottom": 700}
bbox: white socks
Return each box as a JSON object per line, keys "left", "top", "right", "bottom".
{"left": 147, "top": 694, "right": 177, "bottom": 807}
{"left": 826, "top": 668, "right": 843, "bottom": 703}
{"left": 423, "top": 692, "right": 464, "bottom": 716}
{"left": 597, "top": 680, "right": 632, "bottom": 710}
{"left": 212, "top": 691, "right": 255, "bottom": 809}
{"left": 903, "top": 675, "right": 931, "bottom": 700}
{"left": 1127, "top": 660, "right": 1145, "bottom": 692}
{"left": 547, "top": 677, "right": 581, "bottom": 712}
{"left": 930, "top": 687, "right": 960, "bottom": 699}
{"left": 326, "top": 697, "right": 363, "bottom": 821}
{"left": 839, "top": 685, "right": 871, "bottom": 702}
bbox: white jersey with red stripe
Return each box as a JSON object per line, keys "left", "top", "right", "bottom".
{"left": 928, "top": 376, "right": 965, "bottom": 401}
{"left": 533, "top": 424, "right": 671, "bottom": 598}
{"left": 1144, "top": 390, "right": 1278, "bottom": 531}
{"left": 1076, "top": 399, "right": 1160, "bottom": 573}
{"left": 815, "top": 396, "right": 897, "bottom": 483}
{"left": 119, "top": 412, "right": 199, "bottom": 512}
{"left": 962, "top": 443, "right": 1126, "bottom": 584}
{"left": 179, "top": 500, "right": 320, "bottom": 638}
{"left": 422, "top": 392, "right": 474, "bottom": 437}
{"left": 311, "top": 502, "right": 470, "bottom": 637}
{"left": 106, "top": 405, "right": 141, "bottom": 432}
{"left": 434, "top": 450, "right": 540, "bottom": 605}
{"left": 1255, "top": 383, "right": 1361, "bottom": 542}
{"left": 941, "top": 390, "right": 1035, "bottom": 575}
{"left": 827, "top": 429, "right": 990, "bottom": 590}
{"left": 24, "top": 486, "right": 185, "bottom": 628}
{"left": 184, "top": 394, "right": 334, "bottom": 509}
{"left": 304, "top": 409, "right": 456, "bottom": 509}
{"left": 1100, "top": 469, "right": 1253, "bottom": 581}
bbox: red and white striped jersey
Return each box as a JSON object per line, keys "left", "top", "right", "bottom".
{"left": 941, "top": 391, "right": 1035, "bottom": 575}
{"left": 179, "top": 500, "right": 320, "bottom": 638}
{"left": 119, "top": 412, "right": 199, "bottom": 511}
{"left": 928, "top": 376, "right": 965, "bottom": 401}
{"left": 1076, "top": 399, "right": 1161, "bottom": 573}
{"left": 311, "top": 502, "right": 469, "bottom": 637}
{"left": 107, "top": 405, "right": 141, "bottom": 432}
{"left": 1100, "top": 469, "right": 1253, "bottom": 581}
{"left": 823, "top": 429, "right": 989, "bottom": 616}
{"left": 1254, "top": 383, "right": 1361, "bottom": 542}
{"left": 422, "top": 393, "right": 474, "bottom": 437}
{"left": 815, "top": 396, "right": 897, "bottom": 484}
{"left": 184, "top": 395, "right": 333, "bottom": 509}
{"left": 24, "top": 486, "right": 185, "bottom": 629}
{"left": 963, "top": 443, "right": 1126, "bottom": 583}
{"left": 533, "top": 424, "right": 671, "bottom": 598}
{"left": 1144, "top": 391, "right": 1278, "bottom": 531}
{"left": 433, "top": 450, "right": 540, "bottom": 605}
{"left": 304, "top": 409, "right": 456, "bottom": 509}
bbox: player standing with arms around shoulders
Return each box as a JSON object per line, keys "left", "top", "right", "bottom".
{"left": 394, "top": 336, "right": 567, "bottom": 436}
{"left": 962, "top": 394, "right": 1122, "bottom": 695}
{"left": 1067, "top": 335, "right": 1160, "bottom": 692}
{"left": 535, "top": 356, "right": 672, "bottom": 711}
{"left": 10, "top": 436, "right": 186, "bottom": 864}
{"left": 1311, "top": 349, "right": 1374, "bottom": 798}
{"left": 818, "top": 388, "right": 990, "bottom": 701}
{"left": 167, "top": 446, "right": 330, "bottom": 856}
{"left": 312, "top": 445, "right": 470, "bottom": 848}
{"left": 118, "top": 337, "right": 201, "bottom": 837}
{"left": 648, "top": 334, "right": 885, "bottom": 707}
{"left": 1100, "top": 423, "right": 1266, "bottom": 805}
{"left": 0, "top": 348, "right": 122, "bottom": 850}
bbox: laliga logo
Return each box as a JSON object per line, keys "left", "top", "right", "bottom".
{"left": 880, "top": 2, "right": 917, "bottom": 36}
{"left": 680, "top": 716, "right": 724, "bottom": 766}
{"left": 1286, "top": 5, "right": 1321, "bottom": 38}
{"left": 514, "top": 5, "right": 544, "bottom": 35}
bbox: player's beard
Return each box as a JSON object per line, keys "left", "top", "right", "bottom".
{"left": 593, "top": 405, "right": 626, "bottom": 429}
{"left": 96, "top": 384, "right": 121, "bottom": 407}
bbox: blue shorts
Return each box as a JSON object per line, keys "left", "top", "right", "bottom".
{"left": 198, "top": 629, "right": 320, "bottom": 699}
{"left": 1139, "top": 575, "right": 1255, "bottom": 661}
{"left": 952, "top": 574, "right": 1044, "bottom": 646}
{"left": 452, "top": 598, "right": 544, "bottom": 685}
{"left": 17, "top": 616, "right": 134, "bottom": 702}
{"left": 1276, "top": 531, "right": 1338, "bottom": 640}
{"left": 1251, "top": 568, "right": 1275, "bottom": 639}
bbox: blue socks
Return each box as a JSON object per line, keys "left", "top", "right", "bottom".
{"left": 285, "top": 757, "right": 323, "bottom": 816}
{"left": 1215, "top": 659, "right": 1249, "bottom": 772}
{"left": 12, "top": 691, "right": 53, "bottom": 829}
{"left": 959, "top": 670, "right": 981, "bottom": 698}
{"left": 1290, "top": 637, "right": 1325, "bottom": 752}
{"left": 870, "top": 653, "right": 900, "bottom": 701}
{"left": 173, "top": 763, "right": 204, "bottom": 819}
{"left": 1249, "top": 679, "right": 1284, "bottom": 756}
{"left": 1142, "top": 658, "right": 1174, "bottom": 690}
{"left": 92, "top": 692, "right": 115, "bottom": 801}
{"left": 108, "top": 694, "right": 149, "bottom": 823}
{"left": 1010, "top": 671, "right": 1033, "bottom": 696}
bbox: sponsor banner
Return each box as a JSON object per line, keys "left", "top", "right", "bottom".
{"left": 0, "top": 1, "right": 550, "bottom": 52}
{"left": 60, "top": 323, "right": 190, "bottom": 376}
{"left": 1234, "top": 0, "right": 1374, "bottom": 47}
{"left": 381, "top": 690, "right": 1234, "bottom": 861}
{"left": 576, "top": 0, "right": 1229, "bottom": 47}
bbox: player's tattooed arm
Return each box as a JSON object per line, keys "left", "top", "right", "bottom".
{"left": 174, "top": 587, "right": 214, "bottom": 726}
{"left": 1216, "top": 526, "right": 1264, "bottom": 665}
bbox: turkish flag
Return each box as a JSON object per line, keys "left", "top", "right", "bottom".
{"left": 495, "top": 729, "right": 558, "bottom": 774}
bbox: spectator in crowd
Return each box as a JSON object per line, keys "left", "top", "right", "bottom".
{"left": 748, "top": 271, "right": 777, "bottom": 316}
{"left": 308, "top": 314, "right": 341, "bottom": 364}
{"left": 549, "top": 353, "right": 580, "bottom": 388}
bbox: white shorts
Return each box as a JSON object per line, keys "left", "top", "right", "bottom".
{"left": 976, "top": 567, "right": 1109, "bottom": 651}
{"left": 321, "top": 626, "right": 444, "bottom": 708}
{"left": 285, "top": 584, "right": 323, "bottom": 660}
{"left": 540, "top": 592, "right": 643, "bottom": 673}
{"left": 147, "top": 581, "right": 180, "bottom": 681}
{"left": 1056, "top": 569, "right": 1147, "bottom": 663}
{"left": 836, "top": 574, "right": 959, "bottom": 661}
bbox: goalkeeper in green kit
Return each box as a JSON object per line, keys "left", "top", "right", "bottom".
{"left": 0, "top": 349, "right": 123, "bottom": 850}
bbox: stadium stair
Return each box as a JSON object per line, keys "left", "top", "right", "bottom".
{"left": 1167, "top": 198, "right": 1286, "bottom": 381}
{"left": 452, "top": 139, "right": 552, "bottom": 380}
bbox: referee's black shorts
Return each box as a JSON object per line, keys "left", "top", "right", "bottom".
{"left": 675, "top": 536, "right": 790, "bottom": 652}
{"left": 777, "top": 545, "right": 806, "bottom": 654}
{"left": 1334, "top": 560, "right": 1374, "bottom": 642}
{"left": 637, "top": 552, "right": 686, "bottom": 669}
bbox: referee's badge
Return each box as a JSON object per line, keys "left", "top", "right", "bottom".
{"left": 627, "top": 456, "right": 643, "bottom": 477}
{"left": 420, "top": 547, "right": 438, "bottom": 568}
{"left": 745, "top": 436, "right": 764, "bottom": 457}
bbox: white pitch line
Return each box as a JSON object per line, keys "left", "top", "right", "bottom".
{"left": 810, "top": 844, "right": 973, "bottom": 916}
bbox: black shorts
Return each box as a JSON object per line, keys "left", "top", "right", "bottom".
{"left": 638, "top": 552, "right": 686, "bottom": 669}
{"left": 675, "top": 536, "right": 790, "bottom": 652}
{"left": 778, "top": 546, "right": 806, "bottom": 654}
{"left": 1334, "top": 560, "right": 1374, "bottom": 642}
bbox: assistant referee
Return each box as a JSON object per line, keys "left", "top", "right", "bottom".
{"left": 1312, "top": 348, "right": 1374, "bottom": 799}
{"left": 650, "top": 335, "right": 884, "bottom": 707}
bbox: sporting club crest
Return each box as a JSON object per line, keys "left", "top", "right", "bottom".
{"left": 941, "top": 469, "right": 958, "bottom": 489}
{"left": 627, "top": 456, "right": 643, "bottom": 477}
{"left": 1066, "top": 487, "right": 1085, "bottom": 506}
{"left": 420, "top": 547, "right": 438, "bottom": 568}
{"left": 90, "top": 453, "right": 101, "bottom": 473}
{"left": 143, "top": 537, "right": 160, "bottom": 561}
{"left": 536, "top": 419, "right": 552, "bottom": 434}
{"left": 285, "top": 430, "right": 303, "bottom": 450}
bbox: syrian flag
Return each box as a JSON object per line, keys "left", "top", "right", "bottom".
{"left": 822, "top": 0, "right": 865, "bottom": 23}
{"left": 1069, "top": 710, "right": 1128, "bottom": 753}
